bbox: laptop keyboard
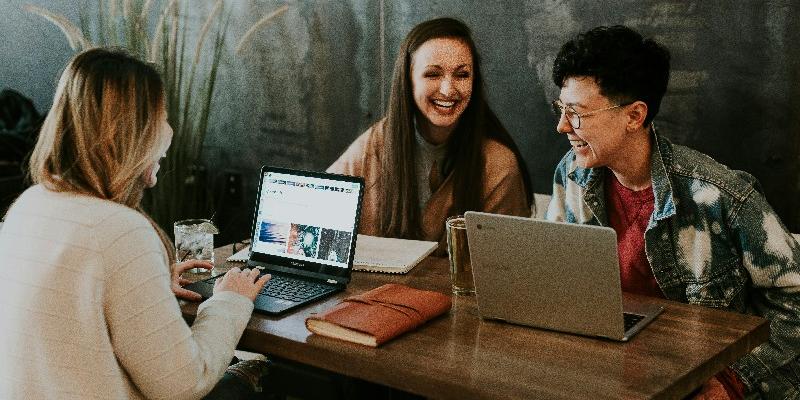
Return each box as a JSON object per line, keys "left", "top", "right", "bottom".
{"left": 204, "top": 274, "right": 334, "bottom": 303}
{"left": 623, "top": 312, "right": 645, "bottom": 331}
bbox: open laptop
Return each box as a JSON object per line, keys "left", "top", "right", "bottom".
{"left": 186, "top": 166, "right": 364, "bottom": 315}
{"left": 464, "top": 211, "right": 663, "bottom": 341}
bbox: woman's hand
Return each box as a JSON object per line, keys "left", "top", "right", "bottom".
{"left": 214, "top": 267, "right": 271, "bottom": 301}
{"left": 171, "top": 259, "right": 212, "bottom": 301}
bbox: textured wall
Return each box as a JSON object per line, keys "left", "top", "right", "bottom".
{"left": 3, "top": 0, "right": 800, "bottom": 242}
{"left": 0, "top": 0, "right": 79, "bottom": 113}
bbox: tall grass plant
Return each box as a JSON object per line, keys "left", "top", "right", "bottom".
{"left": 25, "top": 0, "right": 288, "bottom": 232}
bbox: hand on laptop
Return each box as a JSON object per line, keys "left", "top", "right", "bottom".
{"left": 171, "top": 260, "right": 213, "bottom": 301}
{"left": 214, "top": 267, "right": 271, "bottom": 301}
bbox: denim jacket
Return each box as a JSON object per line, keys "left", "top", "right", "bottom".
{"left": 545, "top": 133, "right": 800, "bottom": 398}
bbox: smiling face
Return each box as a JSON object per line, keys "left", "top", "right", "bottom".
{"left": 556, "top": 76, "right": 632, "bottom": 170}
{"left": 410, "top": 37, "right": 474, "bottom": 144}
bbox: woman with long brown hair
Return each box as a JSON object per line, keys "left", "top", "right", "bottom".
{"left": 0, "top": 48, "right": 269, "bottom": 399}
{"left": 329, "top": 17, "right": 532, "bottom": 249}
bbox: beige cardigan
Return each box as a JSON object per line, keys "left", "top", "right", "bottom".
{"left": 0, "top": 186, "right": 253, "bottom": 400}
{"left": 328, "top": 120, "right": 530, "bottom": 251}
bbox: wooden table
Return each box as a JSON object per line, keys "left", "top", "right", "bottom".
{"left": 181, "top": 245, "right": 769, "bottom": 400}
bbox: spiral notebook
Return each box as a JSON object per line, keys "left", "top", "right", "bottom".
{"left": 228, "top": 234, "right": 437, "bottom": 274}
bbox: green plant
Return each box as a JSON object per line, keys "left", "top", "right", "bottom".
{"left": 25, "top": 0, "right": 288, "bottom": 233}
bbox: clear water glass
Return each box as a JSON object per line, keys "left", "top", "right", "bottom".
{"left": 174, "top": 219, "right": 217, "bottom": 273}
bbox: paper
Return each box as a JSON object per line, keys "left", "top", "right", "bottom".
{"left": 227, "top": 245, "right": 251, "bottom": 262}
{"left": 352, "top": 234, "right": 437, "bottom": 274}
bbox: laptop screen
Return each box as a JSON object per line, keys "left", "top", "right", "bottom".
{"left": 249, "top": 167, "right": 363, "bottom": 279}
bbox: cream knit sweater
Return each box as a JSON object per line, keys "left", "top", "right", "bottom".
{"left": 0, "top": 185, "right": 253, "bottom": 399}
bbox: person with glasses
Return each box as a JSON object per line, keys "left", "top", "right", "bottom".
{"left": 328, "top": 18, "right": 532, "bottom": 253}
{"left": 545, "top": 26, "right": 800, "bottom": 399}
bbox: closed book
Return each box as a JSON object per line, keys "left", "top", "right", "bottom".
{"left": 305, "top": 284, "right": 452, "bottom": 347}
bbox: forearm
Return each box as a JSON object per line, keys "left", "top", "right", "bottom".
{"left": 111, "top": 288, "right": 253, "bottom": 400}
{"left": 483, "top": 175, "right": 530, "bottom": 218}
{"left": 173, "top": 291, "right": 255, "bottom": 399}
{"left": 730, "top": 288, "right": 800, "bottom": 389}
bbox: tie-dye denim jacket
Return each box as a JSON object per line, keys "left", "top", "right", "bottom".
{"left": 545, "top": 133, "right": 800, "bottom": 398}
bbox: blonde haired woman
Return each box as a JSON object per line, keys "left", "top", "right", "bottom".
{"left": 0, "top": 48, "right": 270, "bottom": 399}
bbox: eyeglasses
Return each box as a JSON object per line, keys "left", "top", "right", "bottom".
{"left": 551, "top": 100, "right": 631, "bottom": 129}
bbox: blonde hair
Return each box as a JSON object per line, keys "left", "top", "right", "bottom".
{"left": 29, "top": 47, "right": 175, "bottom": 264}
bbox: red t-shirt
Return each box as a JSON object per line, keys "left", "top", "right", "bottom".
{"left": 605, "top": 173, "right": 663, "bottom": 298}
{"left": 605, "top": 173, "right": 745, "bottom": 398}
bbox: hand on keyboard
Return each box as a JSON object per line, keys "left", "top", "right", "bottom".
{"left": 172, "top": 259, "right": 212, "bottom": 301}
{"left": 214, "top": 267, "right": 271, "bottom": 301}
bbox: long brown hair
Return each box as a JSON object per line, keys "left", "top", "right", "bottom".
{"left": 29, "top": 47, "right": 175, "bottom": 263}
{"left": 380, "top": 17, "right": 532, "bottom": 238}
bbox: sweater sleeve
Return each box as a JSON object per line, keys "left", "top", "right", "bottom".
{"left": 327, "top": 127, "right": 374, "bottom": 176}
{"left": 101, "top": 212, "right": 253, "bottom": 400}
{"left": 481, "top": 140, "right": 530, "bottom": 218}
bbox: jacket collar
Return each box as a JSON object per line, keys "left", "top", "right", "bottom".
{"left": 649, "top": 131, "right": 676, "bottom": 221}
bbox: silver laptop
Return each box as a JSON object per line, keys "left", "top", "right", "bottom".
{"left": 464, "top": 211, "right": 663, "bottom": 341}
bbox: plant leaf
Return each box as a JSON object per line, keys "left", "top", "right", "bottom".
{"left": 234, "top": 4, "right": 288, "bottom": 56}
{"left": 24, "top": 4, "right": 92, "bottom": 51}
{"left": 193, "top": 0, "right": 223, "bottom": 65}
{"left": 149, "top": 0, "right": 177, "bottom": 62}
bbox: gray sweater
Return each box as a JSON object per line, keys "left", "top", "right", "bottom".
{"left": 414, "top": 128, "right": 448, "bottom": 209}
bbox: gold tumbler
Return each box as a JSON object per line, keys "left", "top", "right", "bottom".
{"left": 446, "top": 215, "right": 475, "bottom": 295}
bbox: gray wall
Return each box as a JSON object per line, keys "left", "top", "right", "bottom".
{"left": 3, "top": 0, "right": 800, "bottom": 240}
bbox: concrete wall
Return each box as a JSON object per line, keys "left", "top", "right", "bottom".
{"left": 3, "top": 0, "right": 800, "bottom": 241}
{"left": 0, "top": 0, "right": 80, "bottom": 113}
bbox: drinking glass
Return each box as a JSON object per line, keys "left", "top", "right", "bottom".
{"left": 174, "top": 219, "right": 218, "bottom": 273}
{"left": 446, "top": 215, "right": 474, "bottom": 295}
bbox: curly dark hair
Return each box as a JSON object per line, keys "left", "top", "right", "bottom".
{"left": 552, "top": 25, "right": 671, "bottom": 125}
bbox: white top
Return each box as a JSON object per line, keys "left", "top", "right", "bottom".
{"left": 0, "top": 185, "right": 253, "bottom": 400}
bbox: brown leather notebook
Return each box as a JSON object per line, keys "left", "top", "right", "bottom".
{"left": 305, "top": 283, "right": 452, "bottom": 347}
